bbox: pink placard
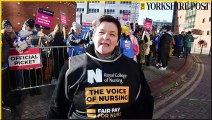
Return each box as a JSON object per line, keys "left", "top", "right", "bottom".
{"left": 123, "top": 14, "right": 129, "bottom": 21}
{"left": 35, "top": 8, "right": 54, "bottom": 30}
{"left": 143, "top": 19, "right": 153, "bottom": 31}
{"left": 61, "top": 13, "right": 67, "bottom": 26}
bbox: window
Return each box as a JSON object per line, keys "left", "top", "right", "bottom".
{"left": 202, "top": 18, "right": 205, "bottom": 23}
{"left": 76, "top": 8, "right": 84, "bottom": 13}
{"left": 120, "top": 1, "right": 132, "bottom": 4}
{"left": 88, "top": 8, "right": 99, "bottom": 13}
{"left": 120, "top": 10, "right": 130, "bottom": 14}
{"left": 90, "top": 1, "right": 100, "bottom": 3}
{"left": 120, "top": 10, "right": 123, "bottom": 14}
{"left": 105, "top": 1, "right": 115, "bottom": 4}
{"left": 207, "top": 31, "right": 210, "bottom": 35}
{"left": 209, "top": 17, "right": 211, "bottom": 22}
{"left": 105, "top": 9, "right": 115, "bottom": 14}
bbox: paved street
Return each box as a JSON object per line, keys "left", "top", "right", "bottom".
{"left": 154, "top": 54, "right": 211, "bottom": 119}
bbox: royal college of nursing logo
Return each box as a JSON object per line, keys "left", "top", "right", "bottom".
{"left": 87, "top": 68, "right": 103, "bottom": 84}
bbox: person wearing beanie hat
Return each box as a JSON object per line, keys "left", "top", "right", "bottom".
{"left": 15, "top": 18, "right": 48, "bottom": 96}
{"left": 2, "top": 20, "right": 20, "bottom": 118}
{"left": 2, "top": 20, "right": 18, "bottom": 48}
{"left": 24, "top": 18, "right": 35, "bottom": 29}
{"left": 2, "top": 20, "right": 13, "bottom": 29}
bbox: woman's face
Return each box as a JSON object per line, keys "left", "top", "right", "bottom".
{"left": 5, "top": 25, "right": 13, "bottom": 33}
{"left": 93, "top": 21, "right": 119, "bottom": 57}
{"left": 125, "top": 30, "right": 130, "bottom": 36}
{"left": 24, "top": 24, "right": 31, "bottom": 30}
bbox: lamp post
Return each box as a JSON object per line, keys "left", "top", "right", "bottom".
{"left": 130, "top": 2, "right": 139, "bottom": 31}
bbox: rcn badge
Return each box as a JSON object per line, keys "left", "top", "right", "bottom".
{"left": 140, "top": 2, "right": 145, "bottom": 10}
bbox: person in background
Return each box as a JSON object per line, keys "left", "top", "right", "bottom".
{"left": 2, "top": 20, "right": 18, "bottom": 48}
{"left": 119, "top": 25, "right": 134, "bottom": 60}
{"left": 151, "top": 31, "right": 157, "bottom": 59}
{"left": 129, "top": 29, "right": 139, "bottom": 62}
{"left": 66, "top": 22, "right": 86, "bottom": 57}
{"left": 15, "top": 18, "right": 48, "bottom": 96}
{"left": 189, "top": 32, "right": 198, "bottom": 54}
{"left": 183, "top": 31, "right": 194, "bottom": 58}
{"left": 158, "top": 26, "right": 173, "bottom": 70}
{"left": 130, "top": 22, "right": 134, "bottom": 32}
{"left": 134, "top": 26, "right": 147, "bottom": 68}
{"left": 2, "top": 20, "right": 19, "bottom": 89}
{"left": 125, "top": 21, "right": 130, "bottom": 28}
{"left": 82, "top": 20, "right": 99, "bottom": 45}
{"left": 48, "top": 23, "right": 68, "bottom": 83}
{"left": 175, "top": 31, "right": 184, "bottom": 58}
{"left": 47, "top": 15, "right": 154, "bottom": 119}
{"left": 155, "top": 33, "right": 162, "bottom": 67}
{"left": 2, "top": 20, "right": 20, "bottom": 119}
{"left": 143, "top": 30, "right": 152, "bottom": 66}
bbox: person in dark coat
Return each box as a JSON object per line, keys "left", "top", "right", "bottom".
{"left": 49, "top": 23, "right": 67, "bottom": 82}
{"left": 158, "top": 26, "right": 173, "bottom": 70}
{"left": 2, "top": 20, "right": 20, "bottom": 118}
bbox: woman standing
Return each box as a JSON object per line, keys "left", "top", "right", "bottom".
{"left": 2, "top": 20, "right": 20, "bottom": 118}
{"left": 49, "top": 23, "right": 67, "bottom": 82}
{"left": 47, "top": 15, "right": 154, "bottom": 119}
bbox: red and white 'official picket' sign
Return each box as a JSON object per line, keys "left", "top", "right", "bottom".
{"left": 8, "top": 48, "right": 42, "bottom": 70}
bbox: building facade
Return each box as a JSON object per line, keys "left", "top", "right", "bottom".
{"left": 173, "top": 2, "right": 211, "bottom": 52}
{"left": 2, "top": 2, "right": 76, "bottom": 35}
{"left": 76, "top": 1, "right": 140, "bottom": 26}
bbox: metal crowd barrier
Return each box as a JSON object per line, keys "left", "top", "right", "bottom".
{"left": 10, "top": 46, "right": 73, "bottom": 91}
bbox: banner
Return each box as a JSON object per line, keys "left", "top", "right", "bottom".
{"left": 143, "top": 18, "right": 153, "bottom": 31}
{"left": 35, "top": 8, "right": 54, "bottom": 30}
{"left": 8, "top": 48, "right": 42, "bottom": 70}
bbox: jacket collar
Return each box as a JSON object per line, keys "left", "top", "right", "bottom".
{"left": 86, "top": 44, "right": 122, "bottom": 62}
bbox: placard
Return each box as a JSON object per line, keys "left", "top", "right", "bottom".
{"left": 35, "top": 8, "right": 54, "bottom": 30}
{"left": 8, "top": 48, "right": 42, "bottom": 70}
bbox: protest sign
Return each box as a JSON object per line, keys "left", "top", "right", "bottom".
{"left": 143, "top": 18, "right": 153, "bottom": 31}
{"left": 8, "top": 48, "right": 42, "bottom": 70}
{"left": 60, "top": 11, "right": 67, "bottom": 27}
{"left": 35, "top": 8, "right": 54, "bottom": 30}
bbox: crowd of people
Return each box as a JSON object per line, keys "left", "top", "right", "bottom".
{"left": 2, "top": 15, "right": 196, "bottom": 119}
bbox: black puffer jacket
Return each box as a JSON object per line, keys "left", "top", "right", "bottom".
{"left": 159, "top": 32, "right": 172, "bottom": 49}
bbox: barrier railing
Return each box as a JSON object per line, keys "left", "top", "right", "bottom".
{"left": 9, "top": 46, "right": 73, "bottom": 91}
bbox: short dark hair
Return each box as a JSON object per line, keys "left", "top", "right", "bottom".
{"left": 187, "top": 31, "right": 191, "bottom": 34}
{"left": 98, "top": 15, "right": 121, "bottom": 40}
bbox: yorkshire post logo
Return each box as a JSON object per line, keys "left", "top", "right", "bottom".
{"left": 143, "top": 2, "right": 210, "bottom": 10}
{"left": 140, "top": 2, "right": 145, "bottom": 10}
{"left": 87, "top": 69, "right": 102, "bottom": 84}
